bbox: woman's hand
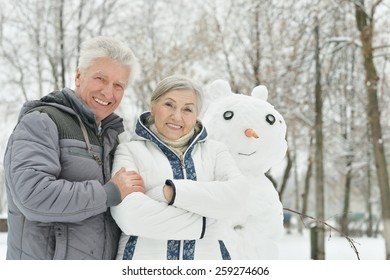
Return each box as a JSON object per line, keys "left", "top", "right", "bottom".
{"left": 163, "top": 184, "right": 174, "bottom": 203}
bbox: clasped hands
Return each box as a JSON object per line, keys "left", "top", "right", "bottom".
{"left": 111, "top": 167, "right": 174, "bottom": 202}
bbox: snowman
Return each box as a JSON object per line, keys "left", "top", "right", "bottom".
{"left": 201, "top": 79, "right": 288, "bottom": 259}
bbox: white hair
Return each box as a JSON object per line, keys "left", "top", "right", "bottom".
{"left": 78, "top": 36, "right": 138, "bottom": 85}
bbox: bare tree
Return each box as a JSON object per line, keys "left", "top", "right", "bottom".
{"left": 365, "top": 123, "right": 375, "bottom": 237}
{"left": 354, "top": 0, "right": 390, "bottom": 259}
{"left": 206, "top": 0, "right": 237, "bottom": 90}
{"left": 313, "top": 17, "right": 326, "bottom": 260}
{"left": 58, "top": 0, "right": 66, "bottom": 89}
{"left": 301, "top": 137, "right": 314, "bottom": 226}
{"left": 0, "top": 8, "right": 3, "bottom": 44}
{"left": 323, "top": 35, "right": 360, "bottom": 236}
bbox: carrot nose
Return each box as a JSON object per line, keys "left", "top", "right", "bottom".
{"left": 245, "top": 128, "right": 259, "bottom": 138}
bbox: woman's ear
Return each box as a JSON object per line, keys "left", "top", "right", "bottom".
{"left": 150, "top": 104, "right": 155, "bottom": 116}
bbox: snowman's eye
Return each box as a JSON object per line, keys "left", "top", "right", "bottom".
{"left": 223, "top": 111, "right": 234, "bottom": 120}
{"left": 266, "top": 114, "right": 275, "bottom": 125}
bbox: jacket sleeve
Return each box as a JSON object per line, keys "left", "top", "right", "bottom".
{"left": 5, "top": 111, "right": 108, "bottom": 223}
{"left": 111, "top": 142, "right": 210, "bottom": 240}
{"left": 169, "top": 141, "right": 251, "bottom": 219}
{"left": 111, "top": 193, "right": 207, "bottom": 240}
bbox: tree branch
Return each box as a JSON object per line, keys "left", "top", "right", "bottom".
{"left": 283, "top": 207, "right": 361, "bottom": 260}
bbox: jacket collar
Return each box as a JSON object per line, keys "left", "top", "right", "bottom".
{"left": 134, "top": 111, "right": 207, "bottom": 152}
{"left": 20, "top": 88, "right": 123, "bottom": 134}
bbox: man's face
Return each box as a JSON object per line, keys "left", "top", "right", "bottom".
{"left": 75, "top": 57, "right": 129, "bottom": 123}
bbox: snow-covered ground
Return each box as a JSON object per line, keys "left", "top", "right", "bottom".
{"left": 0, "top": 230, "right": 385, "bottom": 260}
{"left": 279, "top": 231, "right": 385, "bottom": 260}
{"left": 0, "top": 230, "right": 387, "bottom": 280}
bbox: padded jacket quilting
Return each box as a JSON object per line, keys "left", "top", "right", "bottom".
{"left": 4, "top": 88, "right": 123, "bottom": 259}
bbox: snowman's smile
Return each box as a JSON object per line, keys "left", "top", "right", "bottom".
{"left": 238, "top": 151, "right": 256, "bottom": 156}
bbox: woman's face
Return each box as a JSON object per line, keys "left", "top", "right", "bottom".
{"left": 151, "top": 89, "right": 197, "bottom": 140}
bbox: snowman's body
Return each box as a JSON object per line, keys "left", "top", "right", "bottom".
{"left": 202, "top": 80, "right": 288, "bottom": 259}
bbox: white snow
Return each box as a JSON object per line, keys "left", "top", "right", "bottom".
{"left": 0, "top": 232, "right": 6, "bottom": 260}
{"left": 0, "top": 229, "right": 387, "bottom": 280}
{"left": 0, "top": 229, "right": 385, "bottom": 260}
{"left": 278, "top": 230, "right": 385, "bottom": 260}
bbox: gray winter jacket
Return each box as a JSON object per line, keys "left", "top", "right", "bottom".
{"left": 4, "top": 88, "right": 124, "bottom": 259}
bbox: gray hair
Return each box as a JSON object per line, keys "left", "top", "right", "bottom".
{"left": 77, "top": 36, "right": 138, "bottom": 86}
{"left": 151, "top": 75, "right": 202, "bottom": 111}
{"left": 146, "top": 75, "right": 203, "bottom": 125}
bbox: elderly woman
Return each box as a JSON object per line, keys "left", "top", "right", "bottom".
{"left": 111, "top": 75, "right": 249, "bottom": 260}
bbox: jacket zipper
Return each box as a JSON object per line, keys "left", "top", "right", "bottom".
{"left": 138, "top": 118, "right": 206, "bottom": 260}
{"left": 180, "top": 155, "right": 187, "bottom": 179}
{"left": 179, "top": 155, "right": 186, "bottom": 260}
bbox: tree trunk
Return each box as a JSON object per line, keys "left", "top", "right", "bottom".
{"left": 252, "top": 0, "right": 262, "bottom": 86}
{"left": 341, "top": 159, "right": 352, "bottom": 235}
{"left": 340, "top": 94, "right": 355, "bottom": 236}
{"left": 313, "top": 20, "right": 325, "bottom": 260}
{"left": 365, "top": 126, "right": 374, "bottom": 237}
{"left": 355, "top": 0, "right": 390, "bottom": 260}
{"left": 59, "top": 0, "right": 66, "bottom": 89}
{"left": 298, "top": 136, "right": 313, "bottom": 235}
{"left": 301, "top": 136, "right": 313, "bottom": 218}
{"left": 278, "top": 149, "right": 292, "bottom": 201}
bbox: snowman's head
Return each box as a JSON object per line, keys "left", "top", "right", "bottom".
{"left": 202, "top": 79, "right": 287, "bottom": 174}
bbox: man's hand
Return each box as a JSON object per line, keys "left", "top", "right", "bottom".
{"left": 111, "top": 167, "right": 145, "bottom": 200}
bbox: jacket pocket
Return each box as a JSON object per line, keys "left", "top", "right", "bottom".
{"left": 59, "top": 146, "right": 103, "bottom": 182}
{"left": 65, "top": 147, "right": 103, "bottom": 165}
{"left": 67, "top": 147, "right": 91, "bottom": 158}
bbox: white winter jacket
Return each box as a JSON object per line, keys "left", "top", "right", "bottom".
{"left": 111, "top": 112, "right": 249, "bottom": 260}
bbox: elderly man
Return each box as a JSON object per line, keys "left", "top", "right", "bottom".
{"left": 4, "top": 36, "right": 144, "bottom": 259}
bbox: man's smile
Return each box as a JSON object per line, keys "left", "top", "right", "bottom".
{"left": 93, "top": 97, "right": 110, "bottom": 106}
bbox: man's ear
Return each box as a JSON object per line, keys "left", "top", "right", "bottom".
{"left": 75, "top": 69, "right": 81, "bottom": 87}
